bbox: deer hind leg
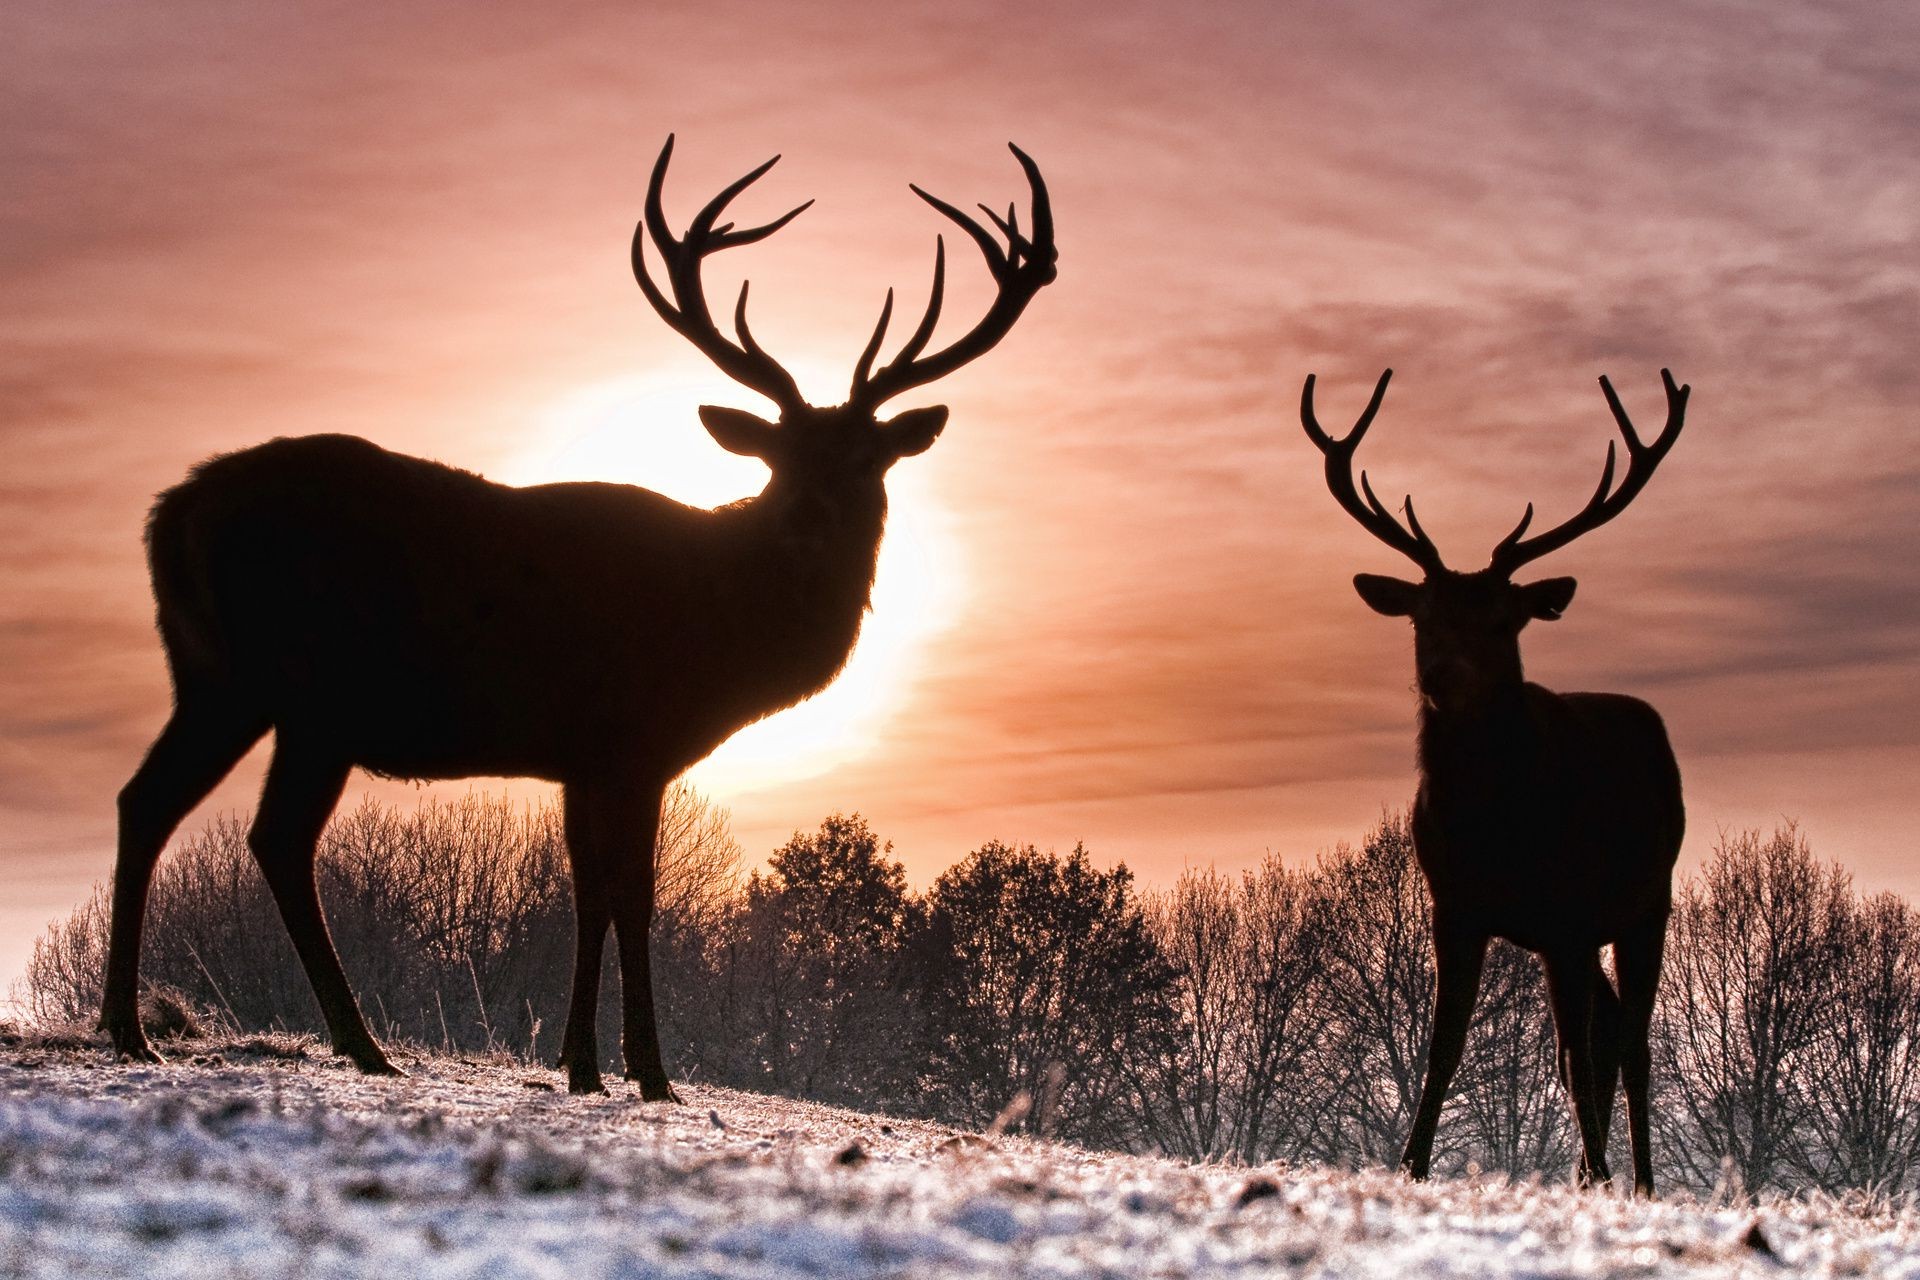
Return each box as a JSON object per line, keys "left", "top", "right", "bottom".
{"left": 1588, "top": 957, "right": 1624, "bottom": 1155}
{"left": 248, "top": 744, "right": 397, "bottom": 1075}
{"left": 1613, "top": 917, "right": 1667, "bottom": 1197}
{"left": 556, "top": 781, "right": 612, "bottom": 1095}
{"left": 101, "top": 693, "right": 267, "bottom": 1062}
{"left": 1545, "top": 950, "right": 1613, "bottom": 1188}
{"left": 1400, "top": 922, "right": 1487, "bottom": 1180}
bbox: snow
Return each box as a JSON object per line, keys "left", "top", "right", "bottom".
{"left": 0, "top": 1032, "right": 1916, "bottom": 1277}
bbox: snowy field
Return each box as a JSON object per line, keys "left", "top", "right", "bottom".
{"left": 0, "top": 1030, "right": 1914, "bottom": 1278}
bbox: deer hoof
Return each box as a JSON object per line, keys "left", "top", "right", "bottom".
{"left": 104, "top": 1022, "right": 164, "bottom": 1065}
{"left": 347, "top": 1047, "right": 404, "bottom": 1077}
{"left": 626, "top": 1073, "right": 681, "bottom": 1104}
{"left": 568, "top": 1069, "right": 608, "bottom": 1096}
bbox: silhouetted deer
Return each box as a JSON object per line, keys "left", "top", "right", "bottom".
{"left": 1301, "top": 369, "right": 1688, "bottom": 1194}
{"left": 100, "top": 138, "right": 1057, "bottom": 1098}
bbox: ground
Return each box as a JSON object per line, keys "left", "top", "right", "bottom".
{"left": 0, "top": 1029, "right": 1913, "bottom": 1278}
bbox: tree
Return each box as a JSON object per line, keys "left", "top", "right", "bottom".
{"left": 1795, "top": 891, "right": 1920, "bottom": 1193}
{"left": 915, "top": 841, "right": 1177, "bottom": 1149}
{"left": 1139, "top": 857, "right": 1326, "bottom": 1162}
{"left": 26, "top": 786, "right": 740, "bottom": 1070}
{"left": 1654, "top": 824, "right": 1852, "bottom": 1195}
{"left": 693, "top": 814, "right": 916, "bottom": 1106}
{"left": 1296, "top": 812, "right": 1436, "bottom": 1168}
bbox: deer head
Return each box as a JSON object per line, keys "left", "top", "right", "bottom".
{"left": 632, "top": 137, "right": 1057, "bottom": 490}
{"left": 1302, "top": 369, "right": 1688, "bottom": 710}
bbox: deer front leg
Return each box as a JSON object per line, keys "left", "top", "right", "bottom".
{"left": 1546, "top": 950, "right": 1613, "bottom": 1188}
{"left": 1400, "top": 922, "right": 1487, "bottom": 1180}
{"left": 1613, "top": 918, "right": 1668, "bottom": 1197}
{"left": 602, "top": 781, "right": 680, "bottom": 1103}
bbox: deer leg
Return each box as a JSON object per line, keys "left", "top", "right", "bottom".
{"left": 248, "top": 745, "right": 396, "bottom": 1075}
{"left": 600, "top": 780, "right": 679, "bottom": 1103}
{"left": 557, "top": 781, "right": 612, "bottom": 1095}
{"left": 101, "top": 695, "right": 267, "bottom": 1062}
{"left": 1588, "top": 957, "right": 1624, "bottom": 1156}
{"left": 1545, "top": 951, "right": 1612, "bottom": 1188}
{"left": 1400, "top": 923, "right": 1486, "bottom": 1180}
{"left": 1613, "top": 918, "right": 1667, "bottom": 1197}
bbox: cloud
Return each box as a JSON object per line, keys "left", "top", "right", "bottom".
{"left": 1, "top": 0, "right": 1916, "bottom": 964}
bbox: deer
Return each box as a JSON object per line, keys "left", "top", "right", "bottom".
{"left": 98, "top": 137, "right": 1057, "bottom": 1099}
{"left": 1300, "top": 368, "right": 1688, "bottom": 1195}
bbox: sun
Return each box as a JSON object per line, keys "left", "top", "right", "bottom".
{"left": 506, "top": 370, "right": 965, "bottom": 797}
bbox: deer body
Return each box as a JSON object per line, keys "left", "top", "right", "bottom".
{"left": 101, "top": 138, "right": 1056, "bottom": 1097}
{"left": 1413, "top": 685, "right": 1682, "bottom": 954}
{"left": 151, "top": 433, "right": 884, "bottom": 783}
{"left": 1304, "top": 369, "right": 1689, "bottom": 1195}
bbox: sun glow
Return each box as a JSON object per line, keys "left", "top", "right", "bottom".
{"left": 508, "top": 371, "right": 966, "bottom": 798}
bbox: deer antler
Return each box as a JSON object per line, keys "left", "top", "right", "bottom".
{"left": 1488, "top": 369, "right": 1689, "bottom": 575}
{"left": 632, "top": 136, "right": 814, "bottom": 415}
{"left": 849, "top": 143, "right": 1058, "bottom": 409}
{"left": 1301, "top": 370, "right": 1447, "bottom": 575}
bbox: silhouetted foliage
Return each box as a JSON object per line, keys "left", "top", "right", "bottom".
{"left": 1654, "top": 824, "right": 1852, "bottom": 1195}
{"left": 914, "top": 841, "right": 1178, "bottom": 1148}
{"left": 34, "top": 786, "right": 736, "bottom": 1069}
{"left": 33, "top": 798, "right": 1917, "bottom": 1197}
{"left": 1136, "top": 857, "right": 1326, "bottom": 1162}
{"left": 689, "top": 814, "right": 917, "bottom": 1108}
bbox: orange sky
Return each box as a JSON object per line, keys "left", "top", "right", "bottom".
{"left": 4, "top": 0, "right": 1918, "bottom": 990}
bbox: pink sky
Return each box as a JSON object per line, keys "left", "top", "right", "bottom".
{"left": 4, "top": 0, "right": 1918, "bottom": 989}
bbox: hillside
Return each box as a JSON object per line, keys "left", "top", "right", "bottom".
{"left": 0, "top": 1030, "right": 1909, "bottom": 1278}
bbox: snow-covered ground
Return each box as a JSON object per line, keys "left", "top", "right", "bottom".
{"left": 0, "top": 1029, "right": 1912, "bottom": 1278}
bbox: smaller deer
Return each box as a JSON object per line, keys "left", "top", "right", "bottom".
{"left": 1301, "top": 369, "right": 1688, "bottom": 1195}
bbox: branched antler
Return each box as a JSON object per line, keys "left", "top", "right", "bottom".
{"left": 850, "top": 144, "right": 1058, "bottom": 408}
{"left": 1488, "top": 369, "right": 1689, "bottom": 574}
{"left": 1300, "top": 370, "right": 1447, "bottom": 575}
{"left": 631, "top": 135, "right": 812, "bottom": 414}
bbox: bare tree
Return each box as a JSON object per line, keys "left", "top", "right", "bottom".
{"left": 1296, "top": 813, "right": 1436, "bottom": 1169}
{"left": 1795, "top": 892, "right": 1920, "bottom": 1194}
{"left": 1141, "top": 857, "right": 1326, "bottom": 1162}
{"left": 1654, "top": 824, "right": 1851, "bottom": 1195}
{"left": 1449, "top": 942, "right": 1571, "bottom": 1178}
{"left": 41, "top": 787, "right": 739, "bottom": 1068}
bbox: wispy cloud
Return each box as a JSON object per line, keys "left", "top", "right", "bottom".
{"left": 3, "top": 0, "right": 1917, "bottom": 990}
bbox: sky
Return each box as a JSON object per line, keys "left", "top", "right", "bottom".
{"left": 4, "top": 0, "right": 1918, "bottom": 990}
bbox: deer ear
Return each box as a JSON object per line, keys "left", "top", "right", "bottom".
{"left": 879, "top": 405, "right": 948, "bottom": 458}
{"left": 698, "top": 405, "right": 781, "bottom": 459}
{"left": 1353, "top": 573, "right": 1421, "bottom": 617}
{"left": 1517, "top": 576, "right": 1578, "bottom": 621}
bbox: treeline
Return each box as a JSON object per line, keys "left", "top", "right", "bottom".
{"left": 27, "top": 795, "right": 1920, "bottom": 1196}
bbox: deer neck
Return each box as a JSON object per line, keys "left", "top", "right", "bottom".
{"left": 1414, "top": 672, "right": 1533, "bottom": 790}
{"left": 728, "top": 477, "right": 890, "bottom": 622}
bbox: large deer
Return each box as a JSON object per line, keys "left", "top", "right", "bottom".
{"left": 1301, "top": 369, "right": 1688, "bottom": 1194}
{"left": 99, "top": 138, "right": 1057, "bottom": 1098}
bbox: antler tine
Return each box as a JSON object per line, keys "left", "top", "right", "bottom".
{"left": 1489, "top": 370, "right": 1690, "bottom": 574}
{"left": 893, "top": 236, "right": 947, "bottom": 366}
{"left": 847, "top": 232, "right": 952, "bottom": 400}
{"left": 851, "top": 288, "right": 895, "bottom": 391}
{"left": 1301, "top": 370, "right": 1445, "bottom": 574}
{"left": 631, "top": 137, "right": 810, "bottom": 414}
{"left": 851, "top": 143, "right": 1058, "bottom": 408}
